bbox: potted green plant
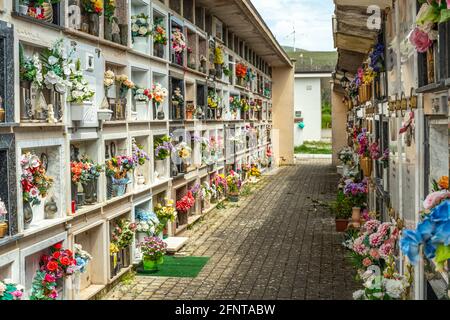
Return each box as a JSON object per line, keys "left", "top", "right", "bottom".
{"left": 330, "top": 191, "right": 352, "bottom": 232}
{"left": 139, "top": 236, "right": 167, "bottom": 271}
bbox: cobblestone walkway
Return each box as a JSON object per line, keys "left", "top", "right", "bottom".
{"left": 104, "top": 159, "right": 358, "bottom": 300}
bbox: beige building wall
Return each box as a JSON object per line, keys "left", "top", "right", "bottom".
{"left": 272, "top": 66, "right": 295, "bottom": 166}
{"left": 331, "top": 85, "right": 347, "bottom": 166}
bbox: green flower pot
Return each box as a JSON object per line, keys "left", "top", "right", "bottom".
{"left": 143, "top": 256, "right": 164, "bottom": 271}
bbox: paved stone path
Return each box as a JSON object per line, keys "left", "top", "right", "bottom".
{"left": 104, "top": 159, "right": 358, "bottom": 300}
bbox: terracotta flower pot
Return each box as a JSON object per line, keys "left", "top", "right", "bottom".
{"left": 0, "top": 222, "right": 8, "bottom": 238}
{"left": 335, "top": 219, "right": 348, "bottom": 232}
{"left": 360, "top": 156, "right": 373, "bottom": 177}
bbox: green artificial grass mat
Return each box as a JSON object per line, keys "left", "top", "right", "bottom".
{"left": 136, "top": 256, "right": 210, "bottom": 278}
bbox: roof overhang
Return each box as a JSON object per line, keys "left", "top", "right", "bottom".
{"left": 332, "top": 0, "right": 392, "bottom": 91}
{"left": 197, "top": 0, "right": 293, "bottom": 68}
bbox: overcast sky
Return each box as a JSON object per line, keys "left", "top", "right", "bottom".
{"left": 251, "top": 0, "right": 335, "bottom": 51}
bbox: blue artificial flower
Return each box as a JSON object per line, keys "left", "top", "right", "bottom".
{"left": 417, "top": 219, "right": 435, "bottom": 242}
{"left": 429, "top": 200, "right": 450, "bottom": 223}
{"left": 400, "top": 229, "right": 423, "bottom": 264}
{"left": 431, "top": 221, "right": 450, "bottom": 247}
{"left": 424, "top": 240, "right": 437, "bottom": 259}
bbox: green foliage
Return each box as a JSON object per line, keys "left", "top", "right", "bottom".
{"left": 240, "top": 184, "right": 253, "bottom": 197}
{"left": 329, "top": 191, "right": 353, "bottom": 219}
{"left": 294, "top": 141, "right": 332, "bottom": 154}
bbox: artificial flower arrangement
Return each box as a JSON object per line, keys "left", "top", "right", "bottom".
{"left": 175, "top": 142, "right": 192, "bottom": 160}
{"left": 20, "top": 46, "right": 43, "bottom": 88}
{"left": 201, "top": 182, "right": 212, "bottom": 201}
{"left": 104, "top": 0, "right": 116, "bottom": 23}
{"left": 154, "top": 199, "right": 176, "bottom": 224}
{"left": 235, "top": 63, "right": 247, "bottom": 79}
{"left": 207, "top": 90, "right": 220, "bottom": 109}
{"left": 176, "top": 191, "right": 195, "bottom": 213}
{"left": 115, "top": 74, "right": 135, "bottom": 98}
{"left": 133, "top": 87, "right": 153, "bottom": 102}
{"left": 240, "top": 98, "right": 250, "bottom": 112}
{"left": 70, "top": 155, "right": 103, "bottom": 185}
{"left": 356, "top": 128, "right": 370, "bottom": 157}
{"left": 379, "top": 148, "right": 390, "bottom": 168}
{"left": 214, "top": 45, "right": 224, "bottom": 65}
{"left": 74, "top": 244, "right": 93, "bottom": 274}
{"left": 82, "top": 0, "right": 103, "bottom": 15}
{"left": 212, "top": 173, "right": 227, "bottom": 195}
{"left": 41, "top": 38, "right": 74, "bottom": 94}
{"left": 343, "top": 178, "right": 368, "bottom": 208}
{"left": 249, "top": 165, "right": 261, "bottom": 177}
{"left": 131, "top": 13, "right": 152, "bottom": 39}
{"left": 135, "top": 208, "right": 159, "bottom": 235}
{"left": 0, "top": 279, "right": 24, "bottom": 300}
{"left": 105, "top": 155, "right": 136, "bottom": 181}
{"left": 30, "top": 242, "right": 76, "bottom": 300}
{"left": 139, "top": 236, "right": 167, "bottom": 261}
{"left": 21, "top": 152, "right": 54, "bottom": 207}
{"left": 189, "top": 183, "right": 202, "bottom": 200}
{"left": 226, "top": 170, "right": 242, "bottom": 195}
{"left": 132, "top": 139, "right": 151, "bottom": 166}
{"left": 153, "top": 18, "right": 168, "bottom": 45}
{"left": 67, "top": 59, "right": 95, "bottom": 104}
{"left": 229, "top": 96, "right": 241, "bottom": 113}
{"left": 400, "top": 181, "right": 450, "bottom": 272}
{"left": 171, "top": 28, "right": 186, "bottom": 64}
{"left": 111, "top": 219, "right": 137, "bottom": 250}
{"left": 369, "top": 141, "right": 381, "bottom": 160}
{"left": 104, "top": 70, "right": 115, "bottom": 90}
{"left": 154, "top": 135, "right": 174, "bottom": 160}
{"left": 151, "top": 83, "right": 169, "bottom": 106}
{"left": 338, "top": 147, "right": 355, "bottom": 166}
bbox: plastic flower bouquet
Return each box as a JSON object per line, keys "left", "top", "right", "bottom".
{"left": 20, "top": 152, "right": 54, "bottom": 207}
{"left": 153, "top": 18, "right": 168, "bottom": 45}
{"left": 171, "top": 28, "right": 186, "bottom": 54}
{"left": 82, "top": 0, "right": 103, "bottom": 15}
{"left": 132, "top": 139, "right": 150, "bottom": 166}
{"left": 0, "top": 279, "right": 24, "bottom": 300}
{"left": 111, "top": 219, "right": 137, "bottom": 249}
{"left": 154, "top": 199, "right": 176, "bottom": 222}
{"left": 176, "top": 191, "right": 195, "bottom": 213}
{"left": 131, "top": 13, "right": 152, "bottom": 39}
{"left": 71, "top": 155, "right": 103, "bottom": 185}
{"left": 208, "top": 91, "right": 220, "bottom": 109}
{"left": 30, "top": 242, "right": 76, "bottom": 300}
{"left": 236, "top": 63, "right": 248, "bottom": 79}
{"left": 226, "top": 170, "right": 241, "bottom": 195}
{"left": 133, "top": 87, "right": 152, "bottom": 102}
{"left": 135, "top": 209, "right": 159, "bottom": 235}
{"left": 139, "top": 236, "right": 167, "bottom": 261}
{"left": 154, "top": 135, "right": 174, "bottom": 160}
{"left": 115, "top": 74, "right": 135, "bottom": 98}
{"left": 104, "top": 70, "right": 115, "bottom": 89}
{"left": 214, "top": 46, "right": 224, "bottom": 65}
{"left": 152, "top": 83, "right": 168, "bottom": 106}
{"left": 67, "top": 60, "right": 95, "bottom": 104}
{"left": 343, "top": 179, "right": 368, "bottom": 208}
{"left": 176, "top": 142, "right": 192, "bottom": 160}
{"left": 41, "top": 38, "right": 73, "bottom": 94}
{"left": 338, "top": 147, "right": 355, "bottom": 165}
{"left": 20, "top": 51, "right": 43, "bottom": 88}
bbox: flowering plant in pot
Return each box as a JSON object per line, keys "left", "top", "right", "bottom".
{"left": 0, "top": 199, "right": 8, "bottom": 238}
{"left": 343, "top": 178, "right": 368, "bottom": 228}
{"left": 139, "top": 236, "right": 167, "bottom": 271}
{"left": 30, "top": 242, "right": 76, "bottom": 300}
{"left": 226, "top": 170, "right": 241, "bottom": 202}
{"left": 0, "top": 279, "right": 24, "bottom": 300}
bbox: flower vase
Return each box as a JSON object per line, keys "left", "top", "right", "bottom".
{"left": 0, "top": 221, "right": 8, "bottom": 238}
{"left": 351, "top": 207, "right": 361, "bottom": 227}
{"left": 133, "top": 37, "right": 148, "bottom": 53}
{"left": 143, "top": 257, "right": 159, "bottom": 271}
{"left": 83, "top": 180, "right": 97, "bottom": 204}
{"left": 89, "top": 13, "right": 99, "bottom": 36}
{"left": 136, "top": 101, "right": 149, "bottom": 120}
{"left": 137, "top": 232, "right": 148, "bottom": 244}
{"left": 19, "top": 4, "right": 28, "bottom": 15}
{"left": 186, "top": 109, "right": 193, "bottom": 120}
{"left": 73, "top": 272, "right": 81, "bottom": 299}
{"left": 111, "top": 177, "right": 130, "bottom": 197}
{"left": 154, "top": 42, "right": 165, "bottom": 58}
{"left": 42, "top": 2, "right": 53, "bottom": 23}
{"left": 228, "top": 193, "right": 239, "bottom": 202}
{"left": 360, "top": 156, "right": 373, "bottom": 177}
{"left": 155, "top": 159, "right": 166, "bottom": 179}
{"left": 23, "top": 201, "right": 33, "bottom": 229}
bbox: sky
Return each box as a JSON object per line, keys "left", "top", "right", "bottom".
{"left": 251, "top": 0, "right": 335, "bottom": 52}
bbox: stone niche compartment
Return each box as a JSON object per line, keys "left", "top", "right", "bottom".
{"left": 151, "top": 70, "right": 169, "bottom": 121}
{"left": 0, "top": 21, "right": 14, "bottom": 124}
{"left": 169, "top": 75, "right": 185, "bottom": 120}
{"left": 108, "top": 212, "right": 132, "bottom": 280}
{"left": 133, "top": 197, "right": 153, "bottom": 262}
{"left": 152, "top": 8, "right": 168, "bottom": 59}
{"left": 18, "top": 138, "right": 65, "bottom": 233}
{"left": 131, "top": 67, "right": 150, "bottom": 121}
{"left": 104, "top": 62, "right": 128, "bottom": 121}
{"left": 0, "top": 249, "right": 20, "bottom": 284}
{"left": 130, "top": 0, "right": 150, "bottom": 54}
{"left": 70, "top": 138, "right": 102, "bottom": 212}
{"left": 104, "top": 137, "right": 129, "bottom": 200}
{"left": 152, "top": 133, "right": 170, "bottom": 183}
{"left": 0, "top": 134, "right": 17, "bottom": 239}
{"left": 132, "top": 135, "right": 151, "bottom": 192}
{"left": 72, "top": 222, "right": 106, "bottom": 300}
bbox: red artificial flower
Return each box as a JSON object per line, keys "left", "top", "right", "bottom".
{"left": 52, "top": 251, "right": 61, "bottom": 259}
{"left": 53, "top": 242, "right": 63, "bottom": 250}
{"left": 46, "top": 261, "right": 58, "bottom": 272}
{"left": 44, "top": 273, "right": 56, "bottom": 283}
{"left": 60, "top": 257, "right": 71, "bottom": 266}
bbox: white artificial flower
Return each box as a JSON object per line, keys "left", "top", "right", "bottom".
{"left": 383, "top": 278, "right": 405, "bottom": 299}
{"left": 48, "top": 56, "right": 58, "bottom": 65}
{"left": 132, "top": 24, "right": 139, "bottom": 32}
{"left": 3, "top": 279, "right": 13, "bottom": 285}
{"left": 44, "top": 70, "right": 59, "bottom": 85}
{"left": 139, "top": 27, "right": 148, "bottom": 35}
{"left": 352, "top": 290, "right": 366, "bottom": 300}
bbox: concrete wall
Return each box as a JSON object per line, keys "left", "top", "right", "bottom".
{"left": 331, "top": 86, "right": 347, "bottom": 166}
{"left": 294, "top": 76, "right": 322, "bottom": 146}
{"left": 273, "top": 66, "right": 295, "bottom": 165}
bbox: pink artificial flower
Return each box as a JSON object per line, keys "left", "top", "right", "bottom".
{"left": 424, "top": 190, "right": 450, "bottom": 210}
{"left": 379, "top": 242, "right": 393, "bottom": 259}
{"left": 363, "top": 258, "right": 372, "bottom": 267}
{"left": 364, "top": 220, "right": 381, "bottom": 234}
{"left": 409, "top": 27, "right": 433, "bottom": 53}
{"left": 44, "top": 273, "right": 56, "bottom": 283}
{"left": 369, "top": 233, "right": 383, "bottom": 247}
{"left": 369, "top": 248, "right": 380, "bottom": 260}
{"left": 49, "top": 289, "right": 58, "bottom": 299}
{"left": 11, "top": 290, "right": 23, "bottom": 299}
{"left": 30, "top": 187, "right": 39, "bottom": 198}
{"left": 377, "top": 223, "right": 391, "bottom": 237}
